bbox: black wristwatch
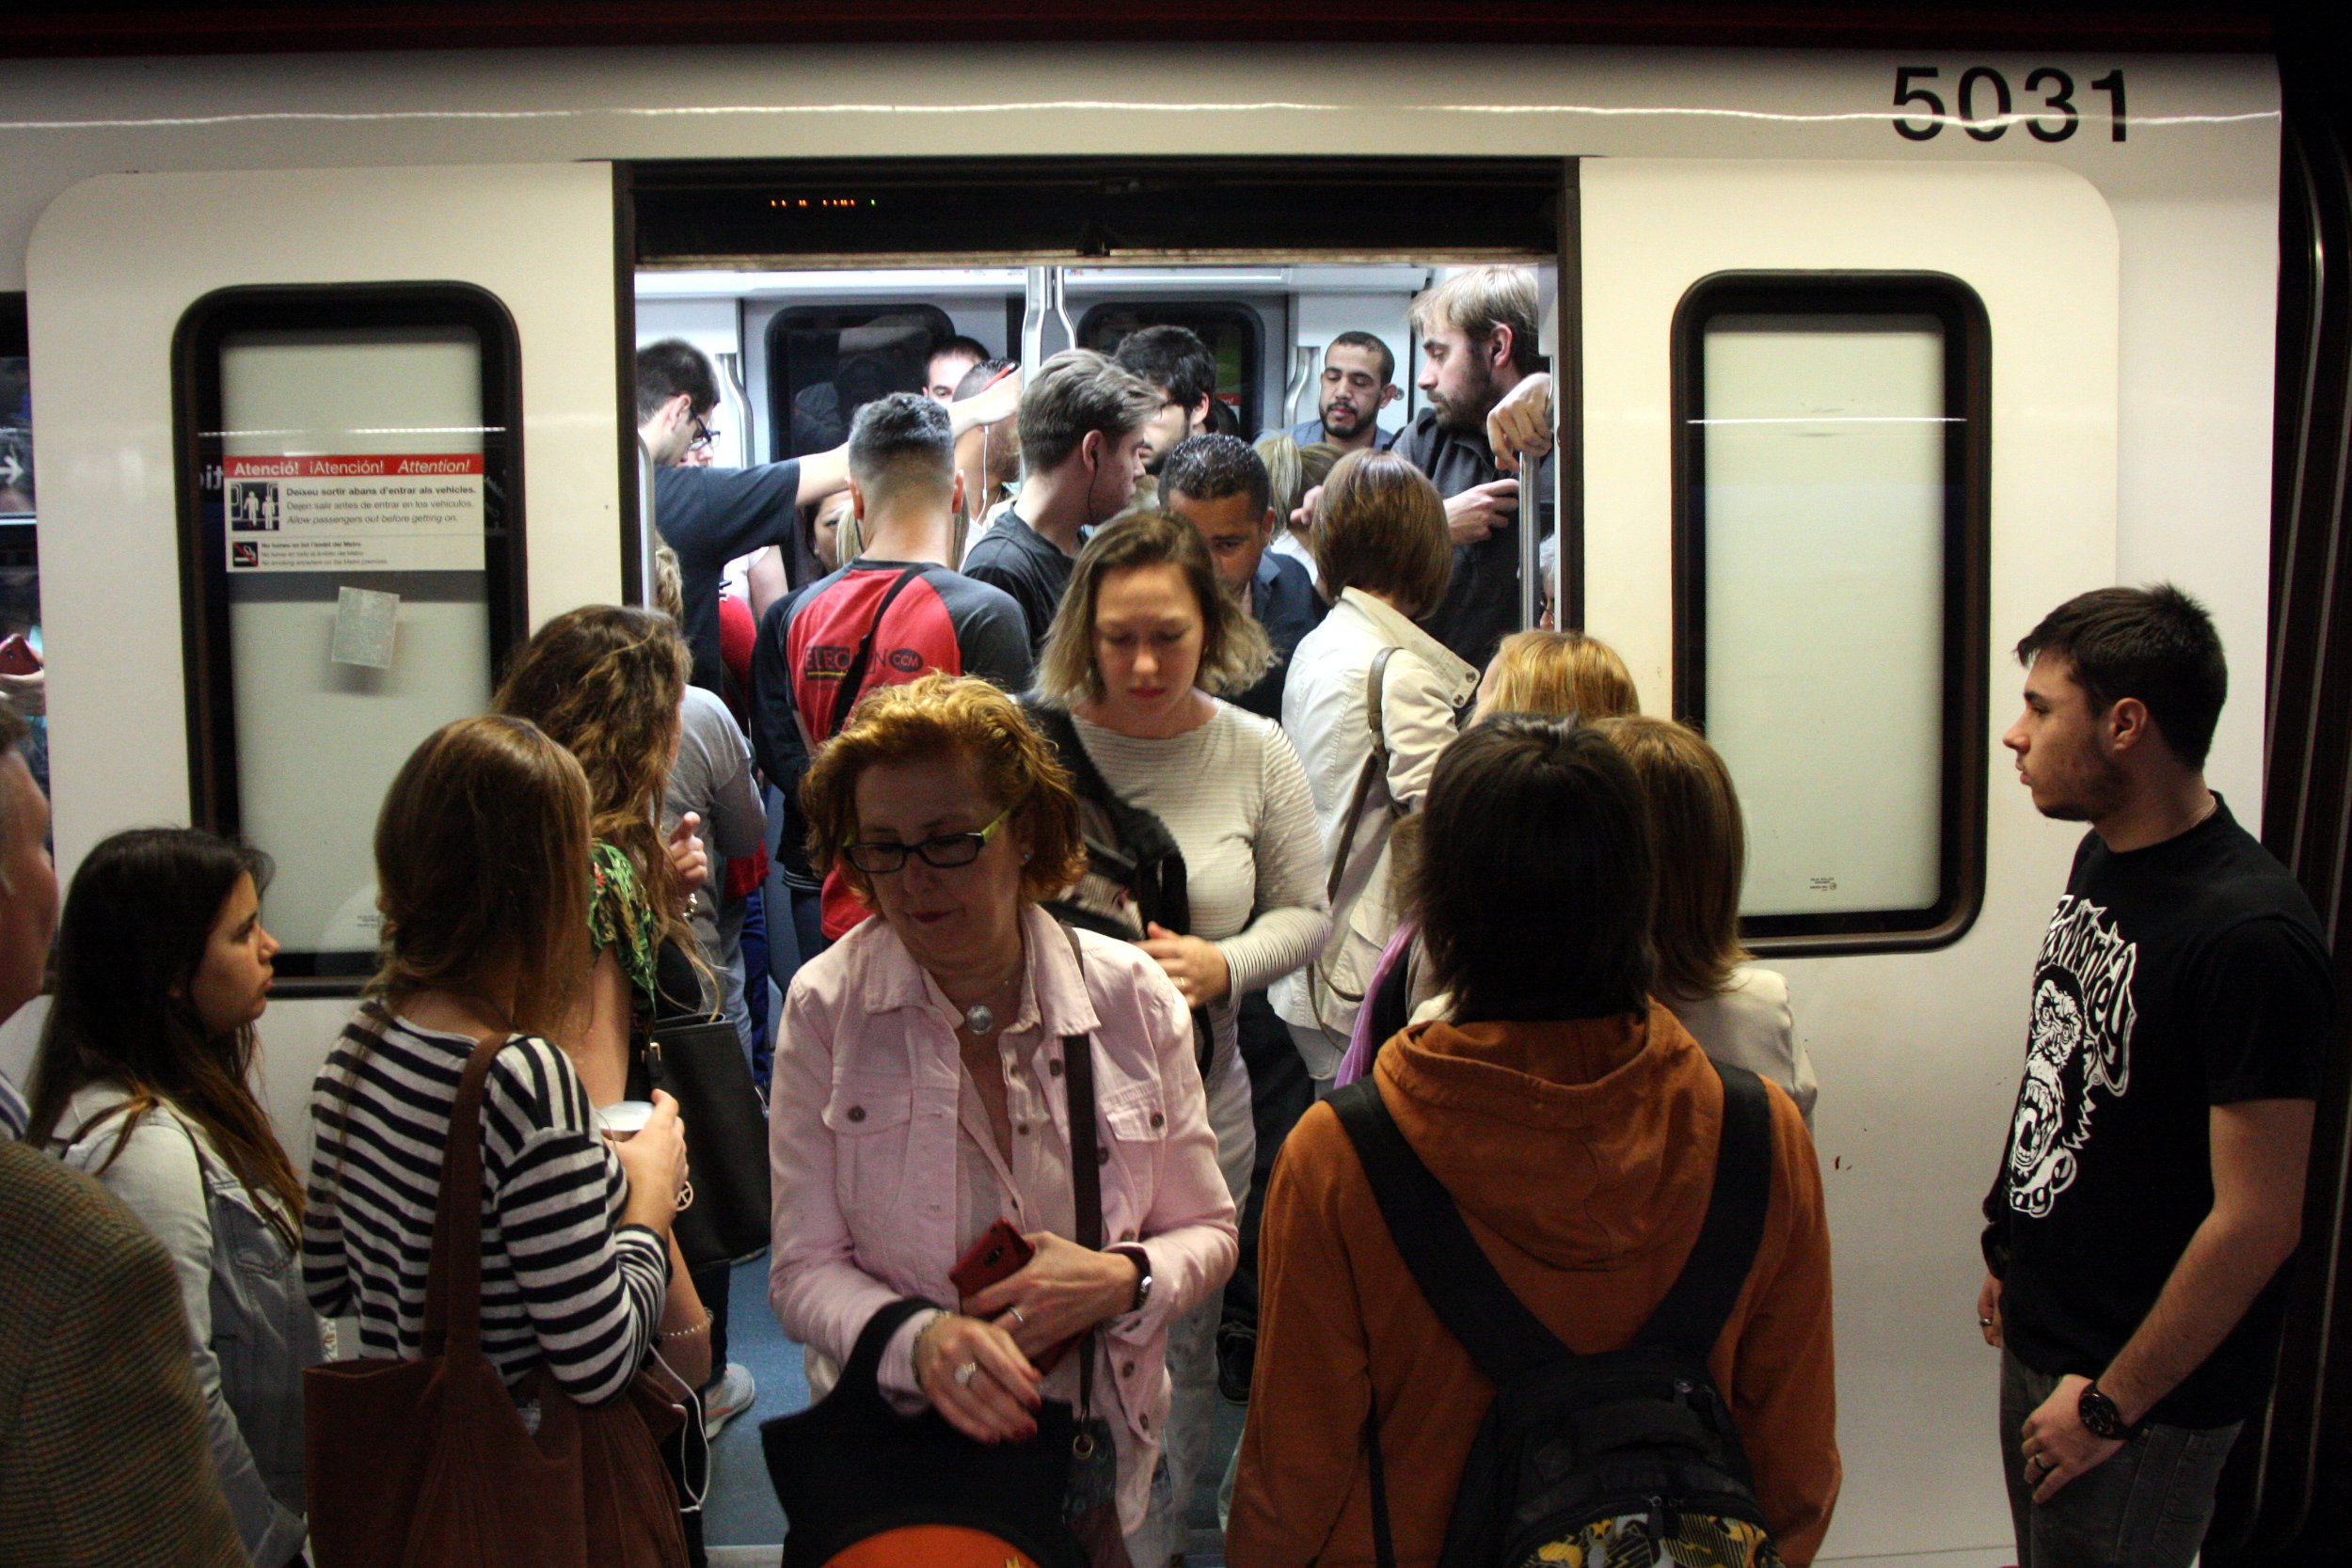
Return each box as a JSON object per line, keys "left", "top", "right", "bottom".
{"left": 1109, "top": 1243, "right": 1152, "bottom": 1315}
{"left": 2078, "top": 1381, "right": 2138, "bottom": 1440}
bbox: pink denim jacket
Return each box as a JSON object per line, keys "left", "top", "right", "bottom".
{"left": 768, "top": 903, "right": 1239, "bottom": 1532}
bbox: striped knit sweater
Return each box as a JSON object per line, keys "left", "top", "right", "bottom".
{"left": 303, "top": 1014, "right": 666, "bottom": 1404}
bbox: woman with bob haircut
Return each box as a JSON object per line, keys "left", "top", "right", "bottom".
{"left": 1032, "top": 510, "right": 1328, "bottom": 1559}
{"left": 1231, "top": 715, "right": 1840, "bottom": 1568}
{"left": 304, "top": 715, "right": 702, "bottom": 1419}
{"left": 1594, "top": 715, "right": 1818, "bottom": 1123}
{"left": 25, "top": 828, "right": 316, "bottom": 1567}
{"left": 1270, "top": 449, "right": 1480, "bottom": 1081}
{"left": 769, "top": 672, "right": 1237, "bottom": 1561}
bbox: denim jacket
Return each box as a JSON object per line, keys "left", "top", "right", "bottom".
{"left": 56, "top": 1084, "right": 321, "bottom": 1568}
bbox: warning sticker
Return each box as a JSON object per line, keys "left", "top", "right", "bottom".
{"left": 223, "top": 453, "right": 485, "bottom": 573}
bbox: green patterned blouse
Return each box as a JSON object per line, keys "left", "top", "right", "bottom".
{"left": 588, "top": 839, "right": 661, "bottom": 1006}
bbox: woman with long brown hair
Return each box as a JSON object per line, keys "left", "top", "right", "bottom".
{"left": 303, "top": 715, "right": 702, "bottom": 1411}
{"left": 26, "top": 827, "right": 316, "bottom": 1567}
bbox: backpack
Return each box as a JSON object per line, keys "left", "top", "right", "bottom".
{"left": 1329, "top": 1058, "right": 1784, "bottom": 1568}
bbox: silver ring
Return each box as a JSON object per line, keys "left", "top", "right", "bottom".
{"left": 953, "top": 1361, "right": 979, "bottom": 1388}
{"left": 1979, "top": 1316, "right": 1994, "bottom": 1329}
{"left": 1009, "top": 1307, "right": 1028, "bottom": 1328}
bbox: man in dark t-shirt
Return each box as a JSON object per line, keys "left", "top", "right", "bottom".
{"left": 749, "top": 394, "right": 1031, "bottom": 943}
{"left": 1980, "top": 584, "right": 2328, "bottom": 1568}
{"left": 961, "top": 348, "right": 1158, "bottom": 658}
{"left": 637, "top": 338, "right": 1016, "bottom": 692}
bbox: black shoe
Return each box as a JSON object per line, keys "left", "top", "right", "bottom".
{"left": 1216, "top": 1323, "right": 1255, "bottom": 1404}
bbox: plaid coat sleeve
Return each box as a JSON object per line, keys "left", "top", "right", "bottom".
{"left": 0, "top": 1139, "right": 247, "bottom": 1567}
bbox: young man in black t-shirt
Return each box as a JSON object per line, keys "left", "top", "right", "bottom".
{"left": 1981, "top": 584, "right": 2328, "bottom": 1568}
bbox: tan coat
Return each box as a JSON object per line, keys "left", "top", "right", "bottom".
{"left": 1230, "top": 1005, "right": 1840, "bottom": 1567}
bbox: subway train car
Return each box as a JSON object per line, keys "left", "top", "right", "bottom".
{"left": 1, "top": 7, "right": 2347, "bottom": 1564}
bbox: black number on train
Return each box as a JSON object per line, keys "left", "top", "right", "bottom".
{"left": 1891, "top": 67, "right": 2127, "bottom": 143}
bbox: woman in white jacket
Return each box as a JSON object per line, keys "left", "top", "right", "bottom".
{"left": 1270, "top": 450, "right": 1478, "bottom": 1085}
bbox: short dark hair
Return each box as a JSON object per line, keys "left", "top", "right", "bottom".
{"left": 930, "top": 335, "right": 990, "bottom": 373}
{"left": 954, "top": 357, "right": 1018, "bottom": 400}
{"left": 2015, "top": 583, "right": 2228, "bottom": 768}
{"left": 1159, "top": 434, "right": 1270, "bottom": 515}
{"left": 847, "top": 391, "right": 955, "bottom": 498}
{"left": 1412, "top": 716, "right": 1656, "bottom": 1022}
{"left": 635, "top": 338, "right": 720, "bottom": 423}
{"left": 1327, "top": 330, "right": 1395, "bottom": 387}
{"left": 1115, "top": 325, "right": 1216, "bottom": 414}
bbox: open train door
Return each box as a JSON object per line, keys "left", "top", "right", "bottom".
{"left": 1577, "top": 158, "right": 2124, "bottom": 1566}
{"left": 20, "top": 165, "right": 629, "bottom": 1149}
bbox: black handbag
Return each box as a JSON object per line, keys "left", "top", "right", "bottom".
{"left": 760, "top": 1297, "right": 1085, "bottom": 1568}
{"left": 628, "top": 938, "right": 772, "bottom": 1269}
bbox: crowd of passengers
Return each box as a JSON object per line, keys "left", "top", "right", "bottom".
{"left": 0, "top": 265, "right": 2325, "bottom": 1568}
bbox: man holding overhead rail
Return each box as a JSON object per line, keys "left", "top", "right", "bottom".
{"left": 1981, "top": 585, "right": 2328, "bottom": 1568}
{"left": 1393, "top": 267, "right": 1553, "bottom": 671}
{"left": 1288, "top": 331, "right": 1402, "bottom": 452}
{"left": 637, "top": 338, "right": 1017, "bottom": 695}
{"left": 961, "top": 348, "right": 1159, "bottom": 659}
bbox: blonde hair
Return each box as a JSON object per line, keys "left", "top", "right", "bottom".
{"left": 370, "top": 715, "right": 595, "bottom": 1037}
{"left": 801, "top": 673, "right": 1089, "bottom": 910}
{"left": 1035, "top": 510, "right": 1273, "bottom": 707}
{"left": 1408, "top": 267, "right": 1542, "bottom": 373}
{"left": 1591, "top": 715, "right": 1749, "bottom": 999}
{"left": 1253, "top": 433, "right": 1304, "bottom": 518}
{"left": 1313, "top": 450, "right": 1452, "bottom": 617}
{"left": 652, "top": 545, "right": 685, "bottom": 624}
{"left": 492, "top": 605, "right": 693, "bottom": 960}
{"left": 1480, "top": 631, "right": 1640, "bottom": 722}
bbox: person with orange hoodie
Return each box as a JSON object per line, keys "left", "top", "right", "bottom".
{"left": 1228, "top": 715, "right": 1840, "bottom": 1567}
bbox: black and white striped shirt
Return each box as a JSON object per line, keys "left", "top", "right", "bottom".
{"left": 303, "top": 1014, "right": 666, "bottom": 1405}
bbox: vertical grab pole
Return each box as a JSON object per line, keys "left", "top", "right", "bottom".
{"left": 636, "top": 435, "right": 660, "bottom": 610}
{"left": 1284, "top": 343, "right": 1317, "bottom": 429}
{"left": 1022, "top": 265, "right": 1049, "bottom": 369}
{"left": 1521, "top": 265, "right": 1560, "bottom": 631}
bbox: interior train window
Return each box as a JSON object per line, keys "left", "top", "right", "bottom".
{"left": 1077, "top": 303, "right": 1263, "bottom": 436}
{"left": 174, "top": 285, "right": 526, "bottom": 988}
{"left": 764, "top": 303, "right": 954, "bottom": 460}
{"left": 0, "top": 293, "right": 42, "bottom": 806}
{"left": 1672, "top": 273, "right": 1989, "bottom": 951}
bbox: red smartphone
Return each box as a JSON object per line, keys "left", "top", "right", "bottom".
{"left": 0, "top": 634, "right": 39, "bottom": 676}
{"left": 948, "top": 1220, "right": 1075, "bottom": 1374}
{"left": 949, "top": 1218, "right": 1034, "bottom": 1300}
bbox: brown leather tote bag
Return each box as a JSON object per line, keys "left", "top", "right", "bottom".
{"left": 305, "top": 1031, "right": 688, "bottom": 1568}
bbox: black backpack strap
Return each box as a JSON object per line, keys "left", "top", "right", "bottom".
{"left": 1329, "top": 1079, "right": 1565, "bottom": 1386}
{"left": 1365, "top": 1386, "right": 1397, "bottom": 1568}
{"left": 1635, "top": 1058, "right": 1775, "bottom": 1355}
{"left": 827, "top": 564, "right": 930, "bottom": 735}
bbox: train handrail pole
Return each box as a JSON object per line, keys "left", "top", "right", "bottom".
{"left": 636, "top": 435, "right": 660, "bottom": 610}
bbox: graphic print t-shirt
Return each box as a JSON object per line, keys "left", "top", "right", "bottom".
{"left": 748, "top": 560, "right": 1033, "bottom": 938}
{"left": 1984, "top": 798, "right": 2329, "bottom": 1426}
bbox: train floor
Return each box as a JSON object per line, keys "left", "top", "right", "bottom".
{"left": 704, "top": 1257, "right": 1242, "bottom": 1567}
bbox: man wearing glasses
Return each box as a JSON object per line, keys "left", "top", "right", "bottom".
{"left": 637, "top": 339, "right": 1017, "bottom": 696}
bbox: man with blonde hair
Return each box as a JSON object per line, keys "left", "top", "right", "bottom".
{"left": 1398, "top": 266, "right": 1552, "bottom": 669}
{"left": 962, "top": 347, "right": 1159, "bottom": 657}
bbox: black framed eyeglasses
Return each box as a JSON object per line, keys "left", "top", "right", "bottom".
{"left": 687, "top": 412, "right": 719, "bottom": 452}
{"left": 843, "top": 805, "right": 1013, "bottom": 875}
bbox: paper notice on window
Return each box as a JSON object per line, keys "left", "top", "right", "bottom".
{"left": 223, "top": 453, "right": 485, "bottom": 573}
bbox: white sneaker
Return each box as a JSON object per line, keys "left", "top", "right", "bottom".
{"left": 702, "top": 1361, "right": 756, "bottom": 1438}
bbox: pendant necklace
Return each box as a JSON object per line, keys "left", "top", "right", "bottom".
{"left": 960, "top": 964, "right": 1024, "bottom": 1038}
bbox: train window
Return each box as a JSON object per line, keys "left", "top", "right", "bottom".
{"left": 1672, "top": 273, "right": 1989, "bottom": 951}
{"left": 1077, "top": 303, "right": 1263, "bottom": 436}
{"left": 0, "top": 294, "right": 43, "bottom": 804}
{"left": 175, "top": 285, "right": 527, "bottom": 988}
{"left": 764, "top": 303, "right": 954, "bottom": 459}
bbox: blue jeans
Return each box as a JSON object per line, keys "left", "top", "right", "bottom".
{"left": 1998, "top": 1349, "right": 2240, "bottom": 1568}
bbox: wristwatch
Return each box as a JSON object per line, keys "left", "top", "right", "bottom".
{"left": 2078, "top": 1381, "right": 2138, "bottom": 1440}
{"left": 1109, "top": 1243, "right": 1152, "bottom": 1315}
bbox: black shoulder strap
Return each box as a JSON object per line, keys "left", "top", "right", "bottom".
{"left": 1329, "top": 1079, "right": 1565, "bottom": 1386}
{"left": 1057, "top": 922, "right": 1106, "bottom": 1424}
{"left": 1634, "top": 1059, "right": 1775, "bottom": 1355}
{"left": 827, "top": 564, "right": 930, "bottom": 736}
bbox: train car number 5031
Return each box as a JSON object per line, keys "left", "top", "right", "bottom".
{"left": 1891, "top": 66, "right": 2126, "bottom": 144}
